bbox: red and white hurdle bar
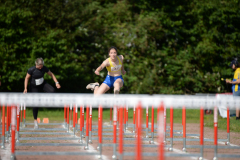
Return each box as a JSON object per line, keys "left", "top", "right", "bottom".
{"left": 1, "top": 93, "right": 240, "bottom": 160}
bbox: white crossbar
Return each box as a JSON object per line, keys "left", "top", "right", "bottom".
{"left": 0, "top": 93, "right": 238, "bottom": 109}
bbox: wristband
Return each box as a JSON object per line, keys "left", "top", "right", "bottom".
{"left": 56, "top": 82, "right": 59, "bottom": 84}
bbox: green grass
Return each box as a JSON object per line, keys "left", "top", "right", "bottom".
{"left": 24, "top": 108, "right": 240, "bottom": 132}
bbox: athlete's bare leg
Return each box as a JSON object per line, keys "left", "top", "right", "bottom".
{"left": 113, "top": 79, "right": 123, "bottom": 94}
{"left": 94, "top": 83, "right": 110, "bottom": 95}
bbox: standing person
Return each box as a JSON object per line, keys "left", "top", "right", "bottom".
{"left": 226, "top": 59, "right": 240, "bottom": 120}
{"left": 86, "top": 46, "right": 126, "bottom": 95}
{"left": 23, "top": 58, "right": 61, "bottom": 128}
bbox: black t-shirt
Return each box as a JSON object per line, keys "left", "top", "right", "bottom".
{"left": 27, "top": 66, "right": 49, "bottom": 85}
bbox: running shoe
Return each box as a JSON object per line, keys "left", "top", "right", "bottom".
{"left": 86, "top": 82, "right": 99, "bottom": 90}
{"left": 34, "top": 120, "right": 38, "bottom": 129}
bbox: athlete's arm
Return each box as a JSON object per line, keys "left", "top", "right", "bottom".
{"left": 24, "top": 73, "right": 31, "bottom": 93}
{"left": 95, "top": 60, "right": 108, "bottom": 75}
{"left": 47, "top": 71, "right": 61, "bottom": 89}
{"left": 227, "top": 79, "right": 240, "bottom": 84}
{"left": 120, "top": 55, "right": 126, "bottom": 75}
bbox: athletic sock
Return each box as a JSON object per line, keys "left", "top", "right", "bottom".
{"left": 236, "top": 117, "right": 240, "bottom": 120}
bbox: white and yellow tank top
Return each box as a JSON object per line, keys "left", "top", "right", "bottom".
{"left": 106, "top": 56, "right": 122, "bottom": 73}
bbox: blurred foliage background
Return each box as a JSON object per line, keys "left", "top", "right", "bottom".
{"left": 0, "top": 0, "right": 239, "bottom": 94}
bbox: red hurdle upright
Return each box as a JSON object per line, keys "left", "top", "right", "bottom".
{"left": 98, "top": 105, "right": 103, "bottom": 159}
{"left": 79, "top": 106, "right": 83, "bottom": 143}
{"left": 112, "top": 105, "right": 117, "bottom": 159}
{"left": 11, "top": 105, "right": 16, "bottom": 160}
{"left": 124, "top": 105, "right": 126, "bottom": 132}
{"left": 89, "top": 105, "right": 92, "bottom": 143}
{"left": 67, "top": 105, "right": 69, "bottom": 132}
{"left": 200, "top": 107, "right": 204, "bottom": 159}
{"left": 213, "top": 106, "right": 218, "bottom": 160}
{"left": 64, "top": 105, "right": 67, "bottom": 128}
{"left": 158, "top": 102, "right": 165, "bottom": 160}
{"left": 182, "top": 106, "right": 186, "bottom": 151}
{"left": 136, "top": 102, "right": 142, "bottom": 160}
{"left": 23, "top": 104, "right": 26, "bottom": 127}
{"left": 119, "top": 106, "right": 124, "bottom": 160}
{"left": 70, "top": 105, "right": 72, "bottom": 127}
{"left": 6, "top": 105, "right": 9, "bottom": 143}
{"left": 226, "top": 107, "right": 230, "bottom": 145}
{"left": 126, "top": 105, "right": 128, "bottom": 129}
{"left": 16, "top": 105, "right": 20, "bottom": 143}
{"left": 169, "top": 106, "right": 173, "bottom": 151}
{"left": 73, "top": 105, "right": 76, "bottom": 135}
{"left": 20, "top": 104, "right": 23, "bottom": 128}
{"left": 84, "top": 105, "right": 89, "bottom": 150}
{"left": 149, "top": 105, "right": 154, "bottom": 144}
{"left": 146, "top": 105, "right": 149, "bottom": 138}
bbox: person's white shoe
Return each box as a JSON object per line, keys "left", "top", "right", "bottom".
{"left": 86, "top": 82, "right": 99, "bottom": 91}
{"left": 34, "top": 120, "right": 38, "bottom": 129}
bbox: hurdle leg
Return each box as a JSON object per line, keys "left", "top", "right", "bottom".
{"left": 158, "top": 102, "right": 164, "bottom": 160}
{"left": 67, "top": 106, "right": 69, "bottom": 133}
{"left": 226, "top": 107, "right": 230, "bottom": 145}
{"left": 199, "top": 107, "right": 204, "bottom": 160}
{"left": 89, "top": 105, "right": 92, "bottom": 143}
{"left": 97, "top": 106, "right": 103, "bottom": 159}
{"left": 11, "top": 105, "right": 16, "bottom": 160}
{"left": 213, "top": 106, "right": 218, "bottom": 160}
{"left": 119, "top": 106, "right": 124, "bottom": 160}
{"left": 169, "top": 106, "right": 173, "bottom": 151}
{"left": 146, "top": 105, "right": 149, "bottom": 138}
{"left": 124, "top": 106, "right": 126, "bottom": 133}
{"left": 149, "top": 105, "right": 154, "bottom": 144}
{"left": 136, "top": 102, "right": 142, "bottom": 160}
{"left": 84, "top": 105, "right": 89, "bottom": 150}
{"left": 79, "top": 106, "right": 83, "bottom": 144}
{"left": 182, "top": 106, "right": 186, "bottom": 152}
{"left": 82, "top": 105, "right": 85, "bottom": 138}
{"left": 64, "top": 105, "right": 66, "bottom": 128}
{"left": 70, "top": 105, "right": 72, "bottom": 127}
{"left": 112, "top": 105, "right": 117, "bottom": 159}
{"left": 23, "top": 104, "right": 26, "bottom": 127}
{"left": 20, "top": 104, "right": 23, "bottom": 128}
{"left": 1, "top": 105, "right": 5, "bottom": 149}
{"left": 126, "top": 105, "right": 128, "bottom": 129}
{"left": 133, "top": 105, "right": 136, "bottom": 133}
{"left": 6, "top": 105, "right": 9, "bottom": 143}
{"left": 73, "top": 106, "right": 76, "bottom": 136}
{"left": 16, "top": 105, "right": 20, "bottom": 143}
{"left": 164, "top": 105, "right": 166, "bottom": 144}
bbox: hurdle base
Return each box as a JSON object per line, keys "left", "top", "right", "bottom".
{"left": 112, "top": 155, "right": 117, "bottom": 159}
{"left": 97, "top": 146, "right": 99, "bottom": 150}
{"left": 198, "top": 157, "right": 203, "bottom": 160}
{"left": 213, "top": 157, "right": 218, "bottom": 160}
{"left": 168, "top": 147, "right": 173, "bottom": 151}
{"left": 182, "top": 147, "right": 186, "bottom": 152}
{"left": 10, "top": 154, "right": 16, "bottom": 160}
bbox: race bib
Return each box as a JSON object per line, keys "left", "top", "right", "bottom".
{"left": 111, "top": 65, "right": 122, "bottom": 72}
{"left": 35, "top": 77, "right": 44, "bottom": 85}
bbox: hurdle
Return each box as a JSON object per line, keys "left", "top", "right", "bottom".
{"left": 1, "top": 93, "right": 240, "bottom": 160}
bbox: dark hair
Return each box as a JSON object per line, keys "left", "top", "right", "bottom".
{"left": 108, "top": 46, "right": 118, "bottom": 53}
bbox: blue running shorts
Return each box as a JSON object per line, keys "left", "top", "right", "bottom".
{"left": 103, "top": 75, "right": 124, "bottom": 88}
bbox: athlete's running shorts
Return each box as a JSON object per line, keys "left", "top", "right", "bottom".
{"left": 103, "top": 75, "right": 124, "bottom": 88}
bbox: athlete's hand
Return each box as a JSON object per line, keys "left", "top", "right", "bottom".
{"left": 226, "top": 80, "right": 232, "bottom": 84}
{"left": 95, "top": 70, "right": 100, "bottom": 75}
{"left": 56, "top": 83, "right": 61, "bottom": 89}
{"left": 23, "top": 89, "right": 27, "bottom": 93}
{"left": 122, "top": 70, "right": 126, "bottom": 75}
